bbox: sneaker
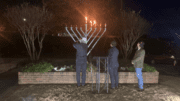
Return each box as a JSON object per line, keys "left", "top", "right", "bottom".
{"left": 82, "top": 84, "right": 87, "bottom": 87}
{"left": 137, "top": 88, "right": 144, "bottom": 92}
{"left": 110, "top": 87, "right": 115, "bottom": 90}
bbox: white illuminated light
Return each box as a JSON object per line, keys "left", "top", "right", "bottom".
{"left": 170, "top": 55, "right": 175, "bottom": 59}
{"left": 23, "top": 18, "right": 26, "bottom": 21}
{"left": 85, "top": 17, "right": 87, "bottom": 23}
{"left": 65, "top": 16, "right": 106, "bottom": 56}
{"left": 90, "top": 21, "right": 92, "bottom": 26}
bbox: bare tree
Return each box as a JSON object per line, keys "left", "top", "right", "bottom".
{"left": 114, "top": 9, "right": 153, "bottom": 60}
{"left": 0, "top": 14, "right": 5, "bottom": 33}
{"left": 4, "top": 3, "right": 53, "bottom": 62}
{"left": 0, "top": 23, "right": 5, "bottom": 33}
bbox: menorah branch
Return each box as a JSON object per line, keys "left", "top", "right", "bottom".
{"left": 88, "top": 28, "right": 102, "bottom": 48}
{"left": 76, "top": 27, "right": 83, "bottom": 38}
{"left": 71, "top": 27, "right": 80, "bottom": 42}
{"left": 87, "top": 28, "right": 106, "bottom": 56}
{"left": 65, "top": 27, "right": 76, "bottom": 42}
{"left": 87, "top": 27, "right": 92, "bottom": 36}
{"left": 65, "top": 18, "right": 106, "bottom": 55}
{"left": 87, "top": 28, "right": 97, "bottom": 42}
{"left": 80, "top": 27, "right": 86, "bottom": 36}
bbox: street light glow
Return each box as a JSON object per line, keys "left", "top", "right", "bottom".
{"left": 23, "top": 18, "right": 26, "bottom": 21}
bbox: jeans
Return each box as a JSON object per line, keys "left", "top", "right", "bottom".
{"left": 135, "top": 68, "right": 143, "bottom": 89}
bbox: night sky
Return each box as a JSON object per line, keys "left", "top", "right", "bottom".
{"left": 1, "top": 0, "right": 180, "bottom": 39}
{"left": 0, "top": 0, "right": 180, "bottom": 58}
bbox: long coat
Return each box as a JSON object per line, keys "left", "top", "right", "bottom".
{"left": 108, "top": 46, "right": 119, "bottom": 68}
{"left": 73, "top": 42, "right": 88, "bottom": 62}
{"left": 73, "top": 42, "right": 88, "bottom": 86}
{"left": 132, "top": 48, "right": 145, "bottom": 68}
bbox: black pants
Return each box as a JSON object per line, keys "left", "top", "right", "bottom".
{"left": 109, "top": 66, "right": 119, "bottom": 88}
{"left": 76, "top": 57, "right": 87, "bottom": 86}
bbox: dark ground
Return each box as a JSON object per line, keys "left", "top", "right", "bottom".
{"left": 0, "top": 58, "right": 180, "bottom": 100}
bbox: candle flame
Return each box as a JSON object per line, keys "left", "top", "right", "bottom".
{"left": 85, "top": 17, "right": 87, "bottom": 21}
{"left": 90, "top": 21, "right": 92, "bottom": 23}
{"left": 93, "top": 20, "right": 96, "bottom": 25}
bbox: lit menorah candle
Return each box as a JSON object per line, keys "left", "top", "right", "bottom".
{"left": 90, "top": 21, "right": 92, "bottom": 26}
{"left": 85, "top": 17, "right": 87, "bottom": 24}
{"left": 94, "top": 20, "right": 96, "bottom": 27}
{"left": 65, "top": 17, "right": 106, "bottom": 56}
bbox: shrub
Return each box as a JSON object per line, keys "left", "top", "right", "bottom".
{"left": 64, "top": 65, "right": 75, "bottom": 71}
{"left": 21, "top": 62, "right": 54, "bottom": 73}
{"left": 69, "top": 65, "right": 74, "bottom": 71}
{"left": 127, "top": 63, "right": 157, "bottom": 72}
{"left": 87, "top": 62, "right": 96, "bottom": 72}
{"left": 66, "top": 63, "right": 96, "bottom": 72}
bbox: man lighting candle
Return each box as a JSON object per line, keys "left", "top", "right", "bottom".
{"left": 73, "top": 37, "right": 88, "bottom": 88}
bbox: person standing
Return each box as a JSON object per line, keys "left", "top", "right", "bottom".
{"left": 173, "top": 48, "right": 180, "bottom": 75}
{"left": 131, "top": 41, "right": 145, "bottom": 92}
{"left": 108, "top": 40, "right": 119, "bottom": 89}
{"left": 73, "top": 37, "right": 88, "bottom": 87}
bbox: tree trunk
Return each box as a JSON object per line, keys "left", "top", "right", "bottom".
{"left": 21, "top": 32, "right": 34, "bottom": 62}
{"left": 37, "top": 43, "right": 42, "bottom": 61}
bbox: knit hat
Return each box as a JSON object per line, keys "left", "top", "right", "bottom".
{"left": 80, "top": 37, "right": 87, "bottom": 44}
{"left": 111, "top": 40, "right": 117, "bottom": 47}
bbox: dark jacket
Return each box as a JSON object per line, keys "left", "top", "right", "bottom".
{"left": 132, "top": 48, "right": 145, "bottom": 68}
{"left": 73, "top": 42, "right": 88, "bottom": 62}
{"left": 108, "top": 46, "right": 119, "bottom": 68}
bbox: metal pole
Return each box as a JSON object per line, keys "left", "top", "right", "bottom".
{"left": 91, "top": 61, "right": 93, "bottom": 91}
{"left": 107, "top": 57, "right": 109, "bottom": 93}
{"left": 92, "top": 57, "right": 110, "bottom": 93}
{"left": 96, "top": 59, "right": 98, "bottom": 91}
{"left": 104, "top": 58, "right": 107, "bottom": 90}
{"left": 98, "top": 57, "right": 100, "bottom": 93}
{"left": 106, "top": 58, "right": 108, "bottom": 93}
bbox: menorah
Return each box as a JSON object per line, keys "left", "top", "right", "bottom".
{"left": 64, "top": 17, "right": 109, "bottom": 93}
{"left": 65, "top": 17, "right": 106, "bottom": 56}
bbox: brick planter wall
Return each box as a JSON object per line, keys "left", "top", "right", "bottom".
{"left": 18, "top": 71, "right": 159, "bottom": 84}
